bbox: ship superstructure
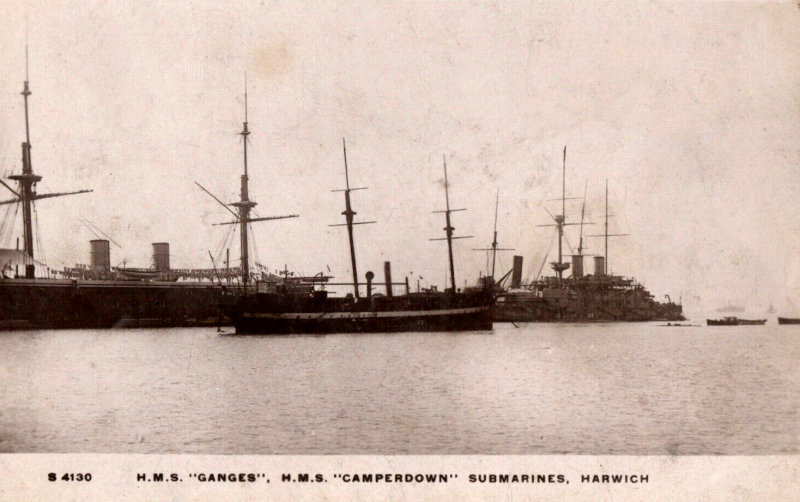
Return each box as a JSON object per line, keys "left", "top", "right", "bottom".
{"left": 493, "top": 147, "right": 684, "bottom": 322}
{"left": 223, "top": 122, "right": 494, "bottom": 334}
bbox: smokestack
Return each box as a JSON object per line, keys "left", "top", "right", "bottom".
{"left": 594, "top": 256, "right": 605, "bottom": 276}
{"left": 384, "top": 261, "right": 393, "bottom": 297}
{"left": 90, "top": 239, "right": 111, "bottom": 272}
{"left": 511, "top": 255, "right": 523, "bottom": 288}
{"left": 571, "top": 255, "right": 583, "bottom": 278}
{"left": 152, "top": 242, "right": 170, "bottom": 271}
{"left": 365, "top": 271, "right": 374, "bottom": 300}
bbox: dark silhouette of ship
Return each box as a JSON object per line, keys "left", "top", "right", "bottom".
{"left": 219, "top": 89, "right": 493, "bottom": 334}
{"left": 707, "top": 317, "right": 766, "bottom": 326}
{"left": 490, "top": 147, "right": 685, "bottom": 323}
{"left": 0, "top": 51, "right": 235, "bottom": 329}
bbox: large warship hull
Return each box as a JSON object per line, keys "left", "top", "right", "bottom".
{"left": 0, "top": 278, "right": 224, "bottom": 329}
{"left": 493, "top": 149, "right": 686, "bottom": 324}
{"left": 226, "top": 289, "right": 493, "bottom": 334}
{"left": 494, "top": 277, "right": 684, "bottom": 323}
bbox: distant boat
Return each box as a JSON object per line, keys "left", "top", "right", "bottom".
{"left": 716, "top": 303, "right": 745, "bottom": 313}
{"left": 767, "top": 304, "right": 776, "bottom": 314}
{"left": 778, "top": 317, "right": 800, "bottom": 325}
{"left": 707, "top": 317, "right": 766, "bottom": 326}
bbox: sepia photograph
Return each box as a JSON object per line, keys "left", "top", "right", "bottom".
{"left": 0, "top": 0, "right": 799, "bottom": 499}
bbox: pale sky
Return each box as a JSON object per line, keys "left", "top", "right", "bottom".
{"left": 1, "top": 0, "right": 799, "bottom": 314}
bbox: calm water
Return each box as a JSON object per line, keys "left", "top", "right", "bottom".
{"left": 0, "top": 322, "right": 797, "bottom": 454}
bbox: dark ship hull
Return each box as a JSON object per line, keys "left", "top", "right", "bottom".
{"left": 226, "top": 288, "right": 493, "bottom": 334}
{"left": 707, "top": 317, "right": 766, "bottom": 326}
{"left": 0, "top": 57, "right": 232, "bottom": 331}
{"left": 0, "top": 278, "right": 223, "bottom": 329}
{"left": 778, "top": 317, "right": 800, "bottom": 325}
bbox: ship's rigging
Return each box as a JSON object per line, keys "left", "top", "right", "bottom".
{"left": 196, "top": 78, "right": 298, "bottom": 287}
{"left": 535, "top": 146, "right": 589, "bottom": 280}
{"left": 473, "top": 190, "right": 514, "bottom": 281}
{"left": 328, "top": 138, "right": 375, "bottom": 299}
{"left": 430, "top": 156, "right": 472, "bottom": 292}
{"left": 0, "top": 47, "right": 92, "bottom": 277}
{"left": 586, "top": 180, "right": 628, "bottom": 275}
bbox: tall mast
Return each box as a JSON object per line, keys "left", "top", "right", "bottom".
{"left": 330, "top": 138, "right": 374, "bottom": 299}
{"left": 586, "top": 179, "right": 627, "bottom": 275}
{"left": 431, "top": 156, "right": 471, "bottom": 292}
{"left": 233, "top": 77, "right": 256, "bottom": 286}
{"left": 472, "top": 190, "right": 513, "bottom": 280}
{"left": 3, "top": 46, "right": 92, "bottom": 278}
{"left": 342, "top": 139, "right": 359, "bottom": 297}
{"left": 550, "top": 146, "right": 570, "bottom": 279}
{"left": 19, "top": 45, "right": 37, "bottom": 276}
{"left": 195, "top": 80, "right": 297, "bottom": 283}
{"left": 444, "top": 157, "right": 456, "bottom": 291}
{"left": 538, "top": 146, "right": 581, "bottom": 279}
{"left": 343, "top": 139, "right": 357, "bottom": 296}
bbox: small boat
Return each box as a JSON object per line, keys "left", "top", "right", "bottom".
{"left": 707, "top": 317, "right": 766, "bottom": 326}
{"left": 778, "top": 317, "right": 800, "bottom": 325}
{"left": 115, "top": 267, "right": 161, "bottom": 280}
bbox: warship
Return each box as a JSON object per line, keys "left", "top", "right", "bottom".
{"left": 492, "top": 147, "right": 685, "bottom": 323}
{"left": 220, "top": 91, "right": 493, "bottom": 334}
{"left": 0, "top": 53, "right": 246, "bottom": 329}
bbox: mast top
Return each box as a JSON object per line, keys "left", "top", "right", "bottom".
{"left": 21, "top": 59, "right": 30, "bottom": 98}
{"left": 443, "top": 155, "right": 451, "bottom": 212}
{"left": 240, "top": 75, "right": 250, "bottom": 138}
{"left": 243, "top": 72, "right": 249, "bottom": 125}
{"left": 562, "top": 146, "right": 566, "bottom": 218}
{"left": 239, "top": 74, "right": 250, "bottom": 181}
{"left": 493, "top": 189, "right": 499, "bottom": 235}
{"left": 343, "top": 137, "right": 350, "bottom": 191}
{"left": 24, "top": 45, "right": 30, "bottom": 85}
{"left": 331, "top": 138, "right": 367, "bottom": 194}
